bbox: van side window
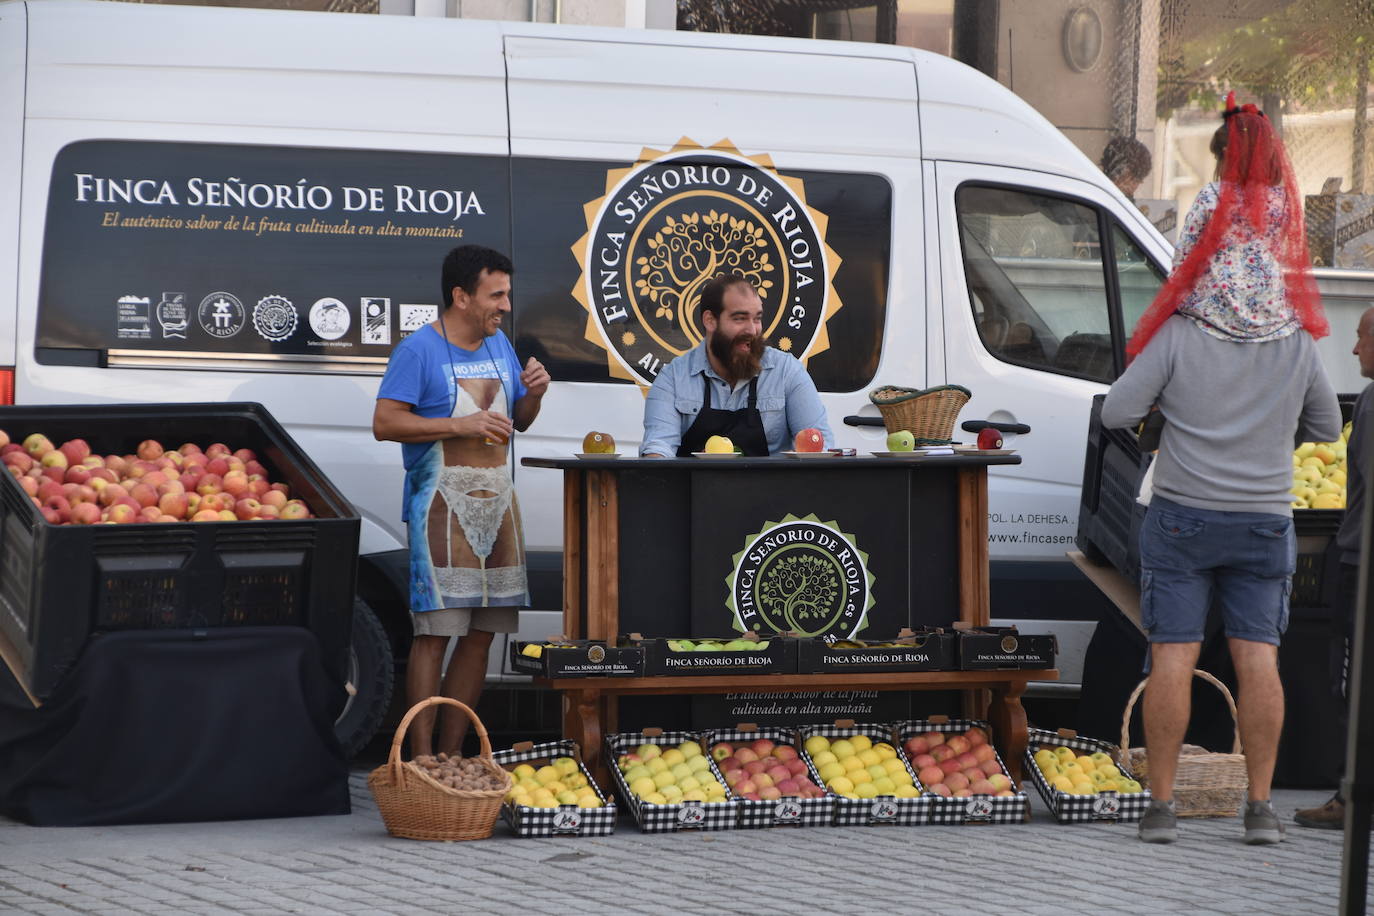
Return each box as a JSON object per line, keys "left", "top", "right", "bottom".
{"left": 1113, "top": 223, "right": 1166, "bottom": 338}
{"left": 956, "top": 185, "right": 1118, "bottom": 383}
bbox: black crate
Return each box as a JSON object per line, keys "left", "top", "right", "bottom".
{"left": 1076, "top": 393, "right": 1352, "bottom": 610}
{"left": 0, "top": 402, "right": 359, "bottom": 699}
{"left": 628, "top": 635, "right": 798, "bottom": 677}
{"left": 509, "top": 640, "right": 644, "bottom": 678}
{"left": 896, "top": 718, "right": 1030, "bottom": 824}
{"left": 493, "top": 739, "right": 617, "bottom": 837}
{"left": 797, "top": 629, "right": 955, "bottom": 674}
{"left": 956, "top": 626, "right": 1056, "bottom": 670}
{"left": 698, "top": 726, "right": 835, "bottom": 828}
{"left": 1023, "top": 727, "right": 1151, "bottom": 824}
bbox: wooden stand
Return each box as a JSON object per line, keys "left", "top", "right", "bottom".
{"left": 523, "top": 455, "right": 1057, "bottom": 788}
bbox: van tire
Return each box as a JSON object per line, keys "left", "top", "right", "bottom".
{"left": 335, "top": 598, "right": 394, "bottom": 759}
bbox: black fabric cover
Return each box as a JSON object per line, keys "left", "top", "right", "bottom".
{"left": 0, "top": 626, "right": 349, "bottom": 826}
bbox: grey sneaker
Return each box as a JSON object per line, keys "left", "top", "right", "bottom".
{"left": 1138, "top": 798, "right": 1178, "bottom": 843}
{"left": 1244, "top": 799, "right": 1285, "bottom": 845}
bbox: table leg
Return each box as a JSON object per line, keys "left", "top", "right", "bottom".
{"left": 565, "top": 687, "right": 609, "bottom": 790}
{"left": 989, "top": 680, "right": 1029, "bottom": 785}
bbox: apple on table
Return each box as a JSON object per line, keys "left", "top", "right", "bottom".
{"left": 793, "top": 428, "right": 825, "bottom": 452}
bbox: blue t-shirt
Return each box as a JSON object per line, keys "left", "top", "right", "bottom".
{"left": 377, "top": 325, "right": 527, "bottom": 474}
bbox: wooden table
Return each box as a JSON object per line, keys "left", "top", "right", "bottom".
{"left": 522, "top": 454, "right": 1057, "bottom": 788}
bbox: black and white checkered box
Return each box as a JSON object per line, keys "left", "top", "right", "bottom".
{"left": 1024, "top": 727, "right": 1152, "bottom": 824}
{"left": 493, "top": 739, "right": 617, "bottom": 837}
{"left": 797, "top": 722, "right": 928, "bottom": 827}
{"left": 896, "top": 717, "right": 1030, "bottom": 825}
{"left": 605, "top": 730, "right": 738, "bottom": 833}
{"left": 699, "top": 726, "right": 835, "bottom": 829}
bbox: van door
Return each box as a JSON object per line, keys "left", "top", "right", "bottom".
{"left": 931, "top": 162, "right": 1167, "bottom": 662}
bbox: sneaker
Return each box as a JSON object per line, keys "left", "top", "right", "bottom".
{"left": 1294, "top": 794, "right": 1344, "bottom": 830}
{"left": 1244, "top": 799, "right": 1285, "bottom": 845}
{"left": 1138, "top": 798, "right": 1178, "bottom": 843}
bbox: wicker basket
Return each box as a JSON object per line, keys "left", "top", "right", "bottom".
{"left": 868, "top": 384, "right": 971, "bottom": 444}
{"left": 368, "top": 696, "right": 512, "bottom": 841}
{"left": 1118, "top": 669, "right": 1248, "bottom": 818}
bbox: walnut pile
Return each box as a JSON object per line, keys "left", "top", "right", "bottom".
{"left": 411, "top": 753, "right": 508, "bottom": 791}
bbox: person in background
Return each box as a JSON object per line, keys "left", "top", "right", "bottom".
{"left": 1101, "top": 93, "right": 1340, "bottom": 845}
{"left": 1101, "top": 135, "right": 1153, "bottom": 201}
{"left": 373, "top": 245, "right": 550, "bottom": 757}
{"left": 640, "top": 274, "right": 832, "bottom": 458}
{"left": 1295, "top": 305, "right": 1374, "bottom": 829}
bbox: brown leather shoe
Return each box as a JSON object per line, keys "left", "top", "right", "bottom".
{"left": 1294, "top": 795, "right": 1344, "bottom": 830}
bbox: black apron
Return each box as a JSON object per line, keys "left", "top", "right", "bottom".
{"left": 678, "top": 374, "right": 770, "bottom": 457}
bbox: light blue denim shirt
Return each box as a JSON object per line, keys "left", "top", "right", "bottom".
{"left": 640, "top": 342, "right": 834, "bottom": 456}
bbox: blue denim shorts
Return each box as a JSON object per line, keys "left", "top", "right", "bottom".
{"left": 1138, "top": 496, "right": 1294, "bottom": 646}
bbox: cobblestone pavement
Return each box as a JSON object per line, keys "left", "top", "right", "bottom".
{"left": 0, "top": 776, "right": 1357, "bottom": 915}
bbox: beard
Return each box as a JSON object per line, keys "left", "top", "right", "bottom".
{"left": 709, "top": 327, "right": 764, "bottom": 383}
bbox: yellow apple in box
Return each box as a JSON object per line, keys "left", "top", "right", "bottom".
{"left": 582, "top": 431, "right": 616, "bottom": 454}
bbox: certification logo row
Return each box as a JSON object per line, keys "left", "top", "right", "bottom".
{"left": 115, "top": 293, "right": 439, "bottom": 346}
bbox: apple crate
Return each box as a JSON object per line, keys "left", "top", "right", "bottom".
{"left": 626, "top": 633, "right": 798, "bottom": 677}
{"left": 797, "top": 721, "right": 928, "bottom": 827}
{"left": 796, "top": 628, "right": 955, "bottom": 674}
{"left": 699, "top": 725, "right": 834, "bottom": 829}
{"left": 1024, "top": 727, "right": 1151, "bottom": 824}
{"left": 605, "top": 729, "right": 738, "bottom": 833}
{"left": 509, "top": 638, "right": 644, "bottom": 678}
{"left": 955, "top": 625, "right": 1056, "bottom": 670}
{"left": 0, "top": 402, "right": 359, "bottom": 700}
{"left": 896, "top": 717, "right": 1030, "bottom": 825}
{"left": 493, "top": 739, "right": 617, "bottom": 837}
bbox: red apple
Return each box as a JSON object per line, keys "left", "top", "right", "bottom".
{"left": 129, "top": 483, "right": 159, "bottom": 508}
{"left": 710, "top": 743, "right": 733, "bottom": 762}
{"left": 233, "top": 448, "right": 257, "bottom": 463}
{"left": 158, "top": 491, "right": 189, "bottom": 518}
{"left": 257, "top": 505, "right": 280, "bottom": 520}
{"left": 956, "top": 752, "right": 978, "bottom": 770}
{"left": 206, "top": 443, "right": 231, "bottom": 459}
{"left": 245, "top": 460, "right": 267, "bottom": 478}
{"left": 744, "top": 759, "right": 768, "bottom": 776}
{"left": 3, "top": 451, "right": 33, "bottom": 474}
{"left": 261, "top": 489, "right": 287, "bottom": 510}
{"left": 70, "top": 502, "right": 101, "bottom": 525}
{"left": 139, "top": 505, "right": 163, "bottom": 523}
{"left": 923, "top": 731, "right": 946, "bottom": 748}
{"left": 904, "top": 736, "right": 929, "bottom": 757}
{"left": 946, "top": 735, "right": 971, "bottom": 756}
{"left": 736, "top": 779, "right": 757, "bottom": 796}
{"left": 913, "top": 753, "right": 936, "bottom": 770}
{"left": 221, "top": 471, "right": 250, "bottom": 497}
{"left": 23, "top": 433, "right": 53, "bottom": 458}
{"left": 976, "top": 427, "right": 1003, "bottom": 450}
{"left": 969, "top": 779, "right": 997, "bottom": 796}
{"left": 196, "top": 474, "right": 223, "bottom": 496}
{"left": 64, "top": 465, "right": 91, "bottom": 485}
{"left": 99, "top": 484, "right": 128, "bottom": 508}
{"left": 973, "top": 744, "right": 996, "bottom": 763}
{"left": 965, "top": 727, "right": 988, "bottom": 747}
{"left": 792, "top": 427, "right": 824, "bottom": 452}
{"left": 939, "top": 758, "right": 961, "bottom": 775}
{"left": 773, "top": 745, "right": 799, "bottom": 762}
{"left": 752, "top": 773, "right": 774, "bottom": 790}
{"left": 723, "top": 768, "right": 745, "bottom": 787}
{"left": 987, "top": 774, "right": 1012, "bottom": 793}
{"left": 918, "top": 765, "right": 944, "bottom": 786}
{"left": 136, "top": 440, "right": 163, "bottom": 461}
{"left": 234, "top": 497, "right": 262, "bottom": 520}
{"left": 206, "top": 457, "right": 230, "bottom": 477}
{"left": 766, "top": 765, "right": 790, "bottom": 784}
{"left": 106, "top": 503, "right": 138, "bottom": 524}
{"left": 944, "top": 772, "right": 970, "bottom": 792}
{"left": 775, "top": 779, "right": 800, "bottom": 796}
{"left": 191, "top": 509, "right": 221, "bottom": 522}
{"left": 929, "top": 783, "right": 954, "bottom": 798}
{"left": 785, "top": 758, "right": 808, "bottom": 776}
{"left": 58, "top": 439, "right": 90, "bottom": 466}
{"left": 931, "top": 745, "right": 955, "bottom": 763}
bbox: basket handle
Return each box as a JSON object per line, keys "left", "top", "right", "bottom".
{"left": 1119, "top": 668, "right": 1242, "bottom": 760}
{"left": 386, "top": 696, "right": 494, "bottom": 784}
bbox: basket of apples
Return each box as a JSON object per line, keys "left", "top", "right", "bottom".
{"left": 798, "top": 720, "right": 927, "bottom": 826}
{"left": 701, "top": 725, "right": 834, "bottom": 828}
{"left": 897, "top": 716, "right": 1030, "bottom": 824}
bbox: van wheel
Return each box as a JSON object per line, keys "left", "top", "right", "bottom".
{"left": 335, "top": 598, "right": 394, "bottom": 759}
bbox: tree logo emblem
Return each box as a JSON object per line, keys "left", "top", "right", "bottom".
{"left": 573, "top": 138, "right": 842, "bottom": 387}
{"left": 726, "top": 514, "right": 875, "bottom": 638}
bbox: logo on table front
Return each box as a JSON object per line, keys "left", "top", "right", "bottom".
{"left": 726, "top": 514, "right": 875, "bottom": 639}
{"left": 572, "top": 138, "right": 843, "bottom": 387}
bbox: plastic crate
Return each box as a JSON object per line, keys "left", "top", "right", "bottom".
{"left": 0, "top": 402, "right": 359, "bottom": 699}
{"left": 1076, "top": 393, "right": 1352, "bottom": 609}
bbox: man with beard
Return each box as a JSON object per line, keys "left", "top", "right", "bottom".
{"left": 640, "top": 274, "right": 832, "bottom": 457}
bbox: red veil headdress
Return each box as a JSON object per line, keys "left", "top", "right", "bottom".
{"left": 1126, "top": 92, "right": 1327, "bottom": 357}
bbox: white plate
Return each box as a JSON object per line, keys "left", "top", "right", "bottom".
{"left": 692, "top": 451, "right": 742, "bottom": 459}
{"left": 952, "top": 447, "right": 1017, "bottom": 456}
{"left": 574, "top": 452, "right": 621, "bottom": 459}
{"left": 780, "top": 450, "right": 832, "bottom": 459}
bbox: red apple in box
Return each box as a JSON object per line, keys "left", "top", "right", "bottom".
{"left": 793, "top": 428, "right": 824, "bottom": 452}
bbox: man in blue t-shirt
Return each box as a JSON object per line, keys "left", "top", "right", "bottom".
{"left": 374, "top": 245, "right": 550, "bottom": 757}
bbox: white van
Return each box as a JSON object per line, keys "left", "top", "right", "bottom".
{"left": 0, "top": 0, "right": 1178, "bottom": 748}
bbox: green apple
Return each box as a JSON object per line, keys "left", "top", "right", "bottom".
{"left": 886, "top": 430, "right": 915, "bottom": 452}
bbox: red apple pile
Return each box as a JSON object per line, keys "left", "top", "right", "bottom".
{"left": 902, "top": 726, "right": 1016, "bottom": 798}
{"left": 0, "top": 429, "right": 313, "bottom": 525}
{"left": 711, "top": 738, "right": 826, "bottom": 801}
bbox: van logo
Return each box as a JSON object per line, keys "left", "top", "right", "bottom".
{"left": 197, "top": 292, "right": 245, "bottom": 339}
{"left": 309, "top": 297, "right": 350, "bottom": 341}
{"left": 726, "top": 514, "right": 875, "bottom": 638}
{"left": 156, "top": 293, "right": 188, "bottom": 339}
{"left": 116, "top": 295, "right": 152, "bottom": 340}
{"left": 361, "top": 297, "right": 392, "bottom": 345}
{"left": 573, "top": 138, "right": 842, "bottom": 387}
{"left": 252, "top": 294, "right": 298, "bottom": 342}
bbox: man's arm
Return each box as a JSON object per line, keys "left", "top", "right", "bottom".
{"left": 1101, "top": 324, "right": 1171, "bottom": 430}
{"left": 782, "top": 358, "right": 834, "bottom": 447}
{"left": 1296, "top": 360, "right": 1342, "bottom": 445}
{"left": 513, "top": 356, "right": 550, "bottom": 432}
{"left": 372, "top": 398, "right": 512, "bottom": 444}
{"left": 640, "top": 371, "right": 684, "bottom": 458}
